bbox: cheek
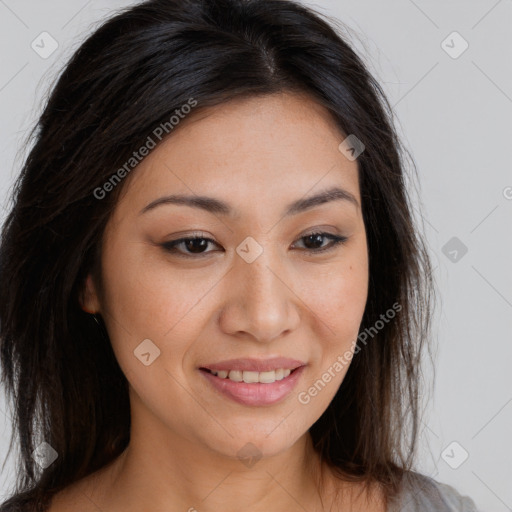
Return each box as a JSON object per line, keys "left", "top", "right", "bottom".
{"left": 97, "top": 245, "right": 213, "bottom": 419}
{"left": 294, "top": 256, "right": 368, "bottom": 411}
{"left": 97, "top": 241, "right": 212, "bottom": 390}
{"left": 297, "top": 252, "right": 368, "bottom": 344}
{"left": 100, "top": 238, "right": 215, "bottom": 339}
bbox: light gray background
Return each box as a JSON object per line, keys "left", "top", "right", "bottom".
{"left": 0, "top": 1, "right": 511, "bottom": 510}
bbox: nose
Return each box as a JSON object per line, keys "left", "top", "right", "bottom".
{"left": 217, "top": 247, "right": 301, "bottom": 344}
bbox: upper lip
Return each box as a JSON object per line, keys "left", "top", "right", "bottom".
{"left": 200, "top": 357, "right": 306, "bottom": 373}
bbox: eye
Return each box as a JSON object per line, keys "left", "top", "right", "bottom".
{"left": 292, "top": 231, "right": 348, "bottom": 255}
{"left": 161, "top": 231, "right": 348, "bottom": 258}
{"left": 161, "top": 232, "right": 221, "bottom": 258}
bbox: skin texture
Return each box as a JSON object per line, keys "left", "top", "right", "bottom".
{"left": 53, "top": 92, "right": 383, "bottom": 511}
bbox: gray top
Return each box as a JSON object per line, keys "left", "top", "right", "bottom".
{"left": 388, "top": 472, "right": 481, "bottom": 512}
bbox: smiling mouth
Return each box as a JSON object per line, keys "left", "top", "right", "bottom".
{"left": 199, "top": 367, "right": 300, "bottom": 384}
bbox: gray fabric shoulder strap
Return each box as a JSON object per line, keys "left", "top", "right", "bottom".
{"left": 387, "top": 471, "right": 481, "bottom": 512}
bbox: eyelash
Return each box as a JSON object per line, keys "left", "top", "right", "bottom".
{"left": 161, "top": 231, "right": 348, "bottom": 258}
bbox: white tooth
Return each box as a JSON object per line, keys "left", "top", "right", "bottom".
{"left": 274, "top": 368, "right": 285, "bottom": 381}
{"left": 228, "top": 370, "right": 243, "bottom": 382}
{"left": 259, "top": 370, "right": 276, "bottom": 383}
{"left": 219, "top": 368, "right": 294, "bottom": 383}
{"left": 242, "top": 371, "right": 259, "bottom": 383}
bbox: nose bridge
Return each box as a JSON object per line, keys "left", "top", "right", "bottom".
{"left": 219, "top": 241, "right": 299, "bottom": 342}
{"left": 242, "top": 251, "right": 281, "bottom": 304}
{"left": 237, "top": 233, "right": 282, "bottom": 299}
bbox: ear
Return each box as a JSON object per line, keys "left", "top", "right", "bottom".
{"left": 79, "top": 274, "right": 101, "bottom": 314}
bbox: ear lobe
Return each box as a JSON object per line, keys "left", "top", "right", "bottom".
{"left": 79, "top": 274, "right": 101, "bottom": 314}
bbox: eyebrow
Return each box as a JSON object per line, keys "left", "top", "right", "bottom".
{"left": 139, "top": 185, "right": 360, "bottom": 218}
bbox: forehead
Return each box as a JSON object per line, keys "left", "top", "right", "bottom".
{"left": 114, "top": 92, "right": 361, "bottom": 220}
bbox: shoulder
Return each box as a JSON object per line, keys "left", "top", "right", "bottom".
{"left": 388, "top": 471, "right": 482, "bottom": 512}
{"left": 45, "top": 475, "right": 102, "bottom": 512}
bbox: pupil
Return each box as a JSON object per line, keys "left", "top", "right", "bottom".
{"left": 305, "top": 234, "right": 323, "bottom": 249}
{"left": 186, "top": 239, "right": 208, "bottom": 253}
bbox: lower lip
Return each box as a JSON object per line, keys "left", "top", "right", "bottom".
{"left": 199, "top": 366, "right": 306, "bottom": 406}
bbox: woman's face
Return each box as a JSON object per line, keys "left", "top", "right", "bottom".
{"left": 83, "top": 92, "right": 368, "bottom": 461}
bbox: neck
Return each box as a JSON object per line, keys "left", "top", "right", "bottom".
{"left": 96, "top": 398, "right": 334, "bottom": 511}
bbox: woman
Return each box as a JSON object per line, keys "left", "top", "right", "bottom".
{"left": 0, "top": 0, "right": 481, "bottom": 510}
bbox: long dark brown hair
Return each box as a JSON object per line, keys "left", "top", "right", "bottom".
{"left": 0, "top": 0, "right": 435, "bottom": 510}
